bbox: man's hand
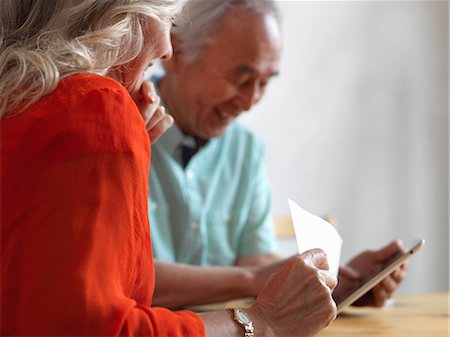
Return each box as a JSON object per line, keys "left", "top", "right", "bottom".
{"left": 333, "top": 240, "right": 408, "bottom": 307}
{"left": 134, "top": 80, "right": 173, "bottom": 143}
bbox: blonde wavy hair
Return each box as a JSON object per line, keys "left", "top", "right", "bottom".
{"left": 0, "top": 0, "right": 183, "bottom": 118}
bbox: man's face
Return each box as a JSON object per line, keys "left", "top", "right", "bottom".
{"left": 169, "top": 7, "right": 282, "bottom": 139}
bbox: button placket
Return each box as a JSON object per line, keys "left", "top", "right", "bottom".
{"left": 181, "top": 168, "right": 204, "bottom": 264}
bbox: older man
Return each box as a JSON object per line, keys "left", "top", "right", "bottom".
{"left": 146, "top": 0, "right": 407, "bottom": 309}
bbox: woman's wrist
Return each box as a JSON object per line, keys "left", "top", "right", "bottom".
{"left": 245, "top": 305, "right": 275, "bottom": 337}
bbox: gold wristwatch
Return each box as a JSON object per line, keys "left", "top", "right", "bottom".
{"left": 228, "top": 308, "right": 254, "bottom": 337}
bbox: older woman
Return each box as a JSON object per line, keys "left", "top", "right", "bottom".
{"left": 1, "top": 1, "right": 200, "bottom": 335}
{"left": 1, "top": 1, "right": 337, "bottom": 336}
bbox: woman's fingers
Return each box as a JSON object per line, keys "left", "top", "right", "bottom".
{"left": 318, "top": 269, "right": 338, "bottom": 291}
{"left": 146, "top": 106, "right": 166, "bottom": 131}
{"left": 136, "top": 80, "right": 173, "bottom": 142}
{"left": 141, "top": 80, "right": 157, "bottom": 104}
{"left": 148, "top": 114, "right": 174, "bottom": 143}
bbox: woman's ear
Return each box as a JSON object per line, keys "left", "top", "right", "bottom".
{"left": 164, "top": 34, "right": 182, "bottom": 73}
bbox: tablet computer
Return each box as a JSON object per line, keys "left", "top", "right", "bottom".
{"left": 336, "top": 238, "right": 425, "bottom": 314}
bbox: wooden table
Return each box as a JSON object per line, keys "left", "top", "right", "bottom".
{"left": 189, "top": 293, "right": 448, "bottom": 336}
{"left": 318, "top": 292, "right": 449, "bottom": 337}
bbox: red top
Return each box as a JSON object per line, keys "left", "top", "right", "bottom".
{"left": 0, "top": 74, "right": 205, "bottom": 336}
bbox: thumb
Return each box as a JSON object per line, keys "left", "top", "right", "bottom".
{"left": 374, "top": 240, "right": 404, "bottom": 261}
{"left": 302, "top": 248, "right": 330, "bottom": 271}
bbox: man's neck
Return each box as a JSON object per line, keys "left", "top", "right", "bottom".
{"left": 158, "top": 75, "right": 207, "bottom": 148}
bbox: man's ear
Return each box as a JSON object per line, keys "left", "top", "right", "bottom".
{"left": 164, "top": 34, "right": 182, "bottom": 73}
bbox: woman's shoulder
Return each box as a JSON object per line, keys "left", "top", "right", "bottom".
{"left": 52, "top": 74, "right": 145, "bottom": 150}
{"left": 18, "top": 73, "right": 136, "bottom": 123}
{"left": 60, "top": 73, "right": 121, "bottom": 89}
{"left": 2, "top": 73, "right": 146, "bottom": 158}
{"left": 58, "top": 73, "right": 128, "bottom": 97}
{"left": 49, "top": 73, "right": 136, "bottom": 121}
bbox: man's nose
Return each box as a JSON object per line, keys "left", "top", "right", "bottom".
{"left": 238, "top": 82, "right": 262, "bottom": 112}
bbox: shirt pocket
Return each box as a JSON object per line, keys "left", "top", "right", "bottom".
{"left": 203, "top": 211, "right": 247, "bottom": 266}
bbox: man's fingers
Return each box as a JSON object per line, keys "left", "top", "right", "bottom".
{"left": 375, "top": 240, "right": 405, "bottom": 262}
{"left": 380, "top": 275, "right": 397, "bottom": 293}
{"left": 339, "top": 265, "right": 360, "bottom": 280}
{"left": 391, "top": 266, "right": 407, "bottom": 283}
{"left": 371, "top": 284, "right": 391, "bottom": 307}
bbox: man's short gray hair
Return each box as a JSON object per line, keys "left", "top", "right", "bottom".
{"left": 173, "top": 0, "right": 280, "bottom": 64}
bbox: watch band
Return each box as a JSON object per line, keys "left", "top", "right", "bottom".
{"left": 228, "top": 308, "right": 255, "bottom": 337}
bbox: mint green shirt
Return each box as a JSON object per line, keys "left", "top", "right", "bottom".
{"left": 148, "top": 122, "right": 277, "bottom": 266}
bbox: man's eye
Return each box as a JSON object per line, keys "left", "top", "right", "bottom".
{"left": 237, "top": 76, "right": 252, "bottom": 87}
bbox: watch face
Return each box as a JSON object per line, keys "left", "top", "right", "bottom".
{"left": 235, "top": 309, "right": 252, "bottom": 325}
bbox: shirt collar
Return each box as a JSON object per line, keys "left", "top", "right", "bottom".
{"left": 158, "top": 121, "right": 197, "bottom": 155}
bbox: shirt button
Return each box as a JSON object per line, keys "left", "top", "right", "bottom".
{"left": 150, "top": 202, "right": 157, "bottom": 211}
{"left": 191, "top": 222, "right": 199, "bottom": 230}
{"left": 186, "top": 170, "right": 194, "bottom": 180}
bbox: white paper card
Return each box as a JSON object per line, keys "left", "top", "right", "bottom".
{"left": 288, "top": 199, "right": 343, "bottom": 276}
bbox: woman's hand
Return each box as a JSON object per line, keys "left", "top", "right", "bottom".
{"left": 134, "top": 80, "right": 173, "bottom": 143}
{"left": 248, "top": 249, "right": 337, "bottom": 337}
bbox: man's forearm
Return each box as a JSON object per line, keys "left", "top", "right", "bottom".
{"left": 235, "top": 252, "right": 282, "bottom": 266}
{"left": 152, "top": 261, "right": 256, "bottom": 309}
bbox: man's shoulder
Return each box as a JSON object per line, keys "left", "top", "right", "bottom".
{"left": 219, "top": 123, "right": 265, "bottom": 160}
{"left": 224, "top": 122, "right": 263, "bottom": 147}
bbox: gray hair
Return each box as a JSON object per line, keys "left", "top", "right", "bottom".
{"left": 0, "top": 0, "right": 183, "bottom": 117}
{"left": 172, "top": 0, "right": 280, "bottom": 64}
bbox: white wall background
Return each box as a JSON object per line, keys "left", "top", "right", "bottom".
{"left": 240, "top": 0, "right": 449, "bottom": 294}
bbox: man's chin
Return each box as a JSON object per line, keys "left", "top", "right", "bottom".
{"left": 204, "top": 126, "right": 229, "bottom": 139}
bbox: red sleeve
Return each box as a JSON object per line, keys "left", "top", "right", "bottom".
{"left": 0, "top": 75, "right": 205, "bottom": 336}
